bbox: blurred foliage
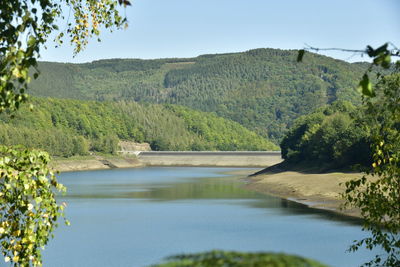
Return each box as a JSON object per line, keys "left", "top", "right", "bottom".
{"left": 0, "top": 146, "right": 67, "bottom": 266}
{"left": 151, "top": 250, "right": 329, "bottom": 267}
{"left": 0, "top": 0, "right": 128, "bottom": 113}
{"left": 299, "top": 43, "right": 399, "bottom": 98}
{"left": 1, "top": 0, "right": 129, "bottom": 265}
{"left": 343, "top": 74, "right": 400, "bottom": 267}
{"left": 298, "top": 43, "right": 399, "bottom": 266}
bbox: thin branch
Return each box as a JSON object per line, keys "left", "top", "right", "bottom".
{"left": 304, "top": 44, "right": 400, "bottom": 57}
{"left": 388, "top": 42, "right": 399, "bottom": 51}
{"left": 305, "top": 44, "right": 365, "bottom": 54}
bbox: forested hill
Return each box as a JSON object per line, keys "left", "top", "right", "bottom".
{"left": 0, "top": 98, "right": 277, "bottom": 157}
{"left": 30, "top": 48, "right": 368, "bottom": 142}
{"left": 280, "top": 100, "right": 372, "bottom": 170}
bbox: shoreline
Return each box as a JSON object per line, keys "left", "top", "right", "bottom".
{"left": 51, "top": 156, "right": 362, "bottom": 218}
{"left": 51, "top": 152, "right": 283, "bottom": 172}
{"left": 244, "top": 169, "right": 363, "bottom": 218}
{"left": 51, "top": 155, "right": 145, "bottom": 172}
{"left": 51, "top": 158, "right": 277, "bottom": 172}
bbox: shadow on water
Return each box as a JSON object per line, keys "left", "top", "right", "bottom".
{"left": 59, "top": 168, "right": 362, "bottom": 226}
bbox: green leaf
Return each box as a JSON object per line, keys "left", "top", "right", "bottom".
{"left": 367, "top": 43, "right": 388, "bottom": 57}
{"left": 366, "top": 45, "right": 374, "bottom": 57}
{"left": 358, "top": 74, "right": 375, "bottom": 97}
{"left": 374, "top": 43, "right": 388, "bottom": 55}
{"left": 27, "top": 36, "right": 36, "bottom": 47}
{"left": 381, "top": 54, "right": 391, "bottom": 69}
{"left": 297, "top": 49, "right": 305, "bottom": 62}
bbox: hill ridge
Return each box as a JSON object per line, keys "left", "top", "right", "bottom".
{"left": 29, "top": 48, "right": 368, "bottom": 142}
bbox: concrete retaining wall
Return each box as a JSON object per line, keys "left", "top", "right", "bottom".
{"left": 137, "top": 151, "right": 282, "bottom": 167}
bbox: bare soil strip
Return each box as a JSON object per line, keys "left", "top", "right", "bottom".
{"left": 245, "top": 170, "right": 363, "bottom": 218}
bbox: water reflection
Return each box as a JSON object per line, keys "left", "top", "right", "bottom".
{"left": 59, "top": 167, "right": 361, "bottom": 226}
{"left": 40, "top": 167, "right": 378, "bottom": 267}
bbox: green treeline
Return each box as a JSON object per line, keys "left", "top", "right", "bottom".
{"left": 166, "top": 105, "right": 277, "bottom": 151}
{"left": 0, "top": 98, "right": 277, "bottom": 157}
{"left": 280, "top": 101, "right": 372, "bottom": 169}
{"left": 30, "top": 49, "right": 370, "bottom": 142}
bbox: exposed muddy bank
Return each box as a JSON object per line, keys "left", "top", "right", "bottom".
{"left": 246, "top": 167, "right": 363, "bottom": 218}
{"left": 52, "top": 151, "right": 282, "bottom": 172}
{"left": 52, "top": 156, "right": 144, "bottom": 172}
{"left": 137, "top": 151, "right": 282, "bottom": 167}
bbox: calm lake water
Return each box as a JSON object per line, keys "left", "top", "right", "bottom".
{"left": 39, "top": 167, "right": 377, "bottom": 267}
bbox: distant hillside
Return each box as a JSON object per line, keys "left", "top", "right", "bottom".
{"left": 0, "top": 98, "right": 277, "bottom": 157}
{"left": 29, "top": 48, "right": 368, "bottom": 142}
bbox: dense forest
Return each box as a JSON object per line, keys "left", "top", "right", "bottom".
{"left": 29, "top": 48, "right": 369, "bottom": 142}
{"left": 0, "top": 98, "right": 277, "bottom": 157}
{"left": 280, "top": 101, "right": 372, "bottom": 169}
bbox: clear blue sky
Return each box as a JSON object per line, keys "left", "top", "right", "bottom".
{"left": 41, "top": 0, "right": 400, "bottom": 63}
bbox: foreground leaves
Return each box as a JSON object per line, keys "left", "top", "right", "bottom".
{"left": 343, "top": 74, "right": 400, "bottom": 266}
{"left": 0, "top": 146, "right": 67, "bottom": 266}
{"left": 298, "top": 43, "right": 399, "bottom": 98}
{"left": 0, "top": 0, "right": 128, "bottom": 113}
{"left": 152, "top": 250, "right": 329, "bottom": 267}
{"left": 0, "top": 1, "right": 129, "bottom": 266}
